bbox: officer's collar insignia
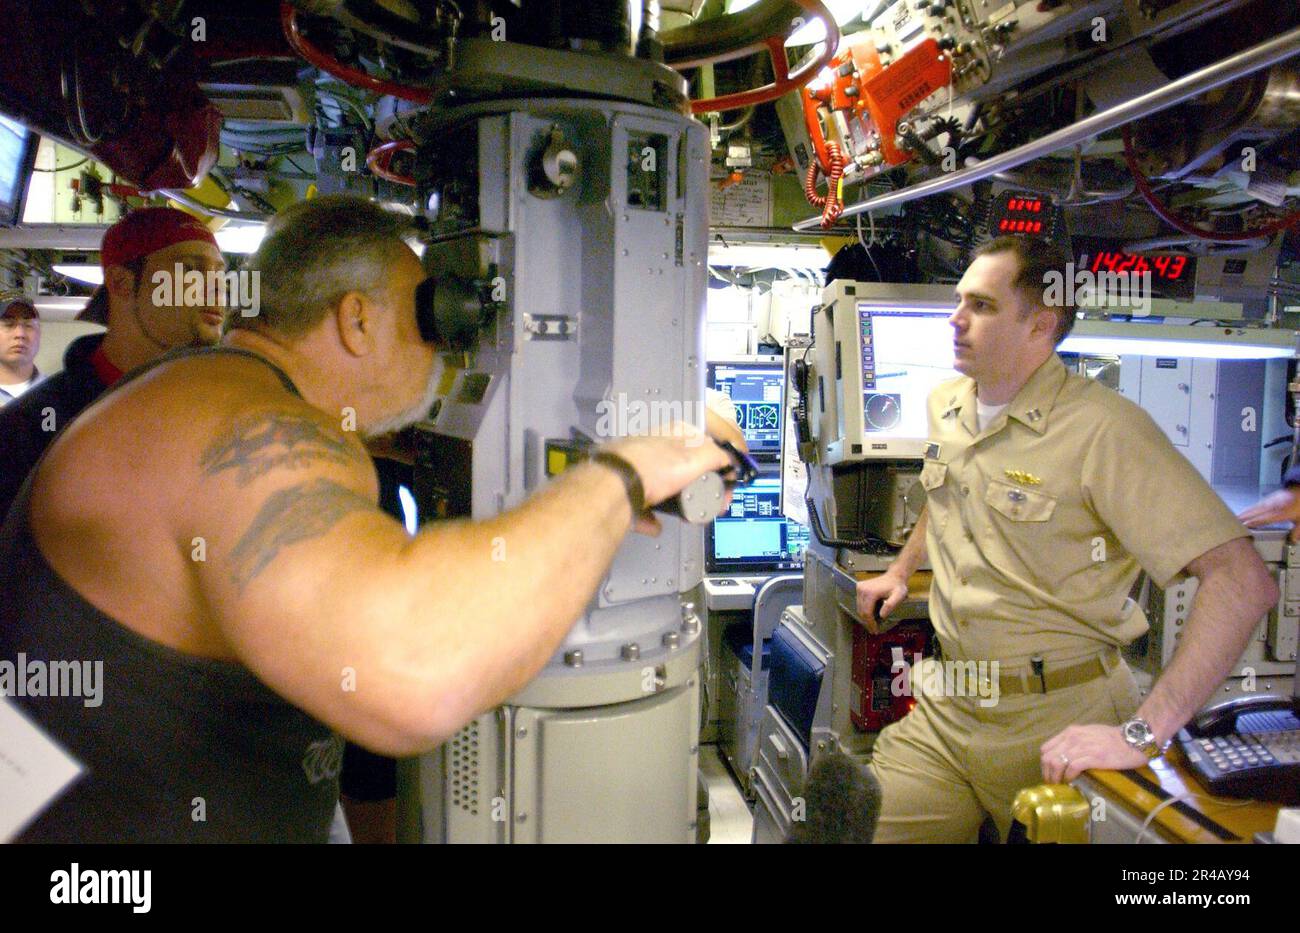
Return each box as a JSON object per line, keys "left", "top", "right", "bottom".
{"left": 1004, "top": 468, "right": 1042, "bottom": 486}
{"left": 925, "top": 443, "right": 941, "bottom": 460}
{"left": 1025, "top": 408, "right": 1043, "bottom": 422}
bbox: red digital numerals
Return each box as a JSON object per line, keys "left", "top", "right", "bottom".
{"left": 997, "top": 197, "right": 1045, "bottom": 234}
{"left": 1088, "top": 250, "right": 1187, "bottom": 279}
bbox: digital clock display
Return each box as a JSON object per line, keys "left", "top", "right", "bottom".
{"left": 1086, "top": 250, "right": 1188, "bottom": 278}
{"left": 1072, "top": 237, "right": 1197, "bottom": 302}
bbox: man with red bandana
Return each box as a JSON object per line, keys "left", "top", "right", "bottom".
{"left": 0, "top": 207, "right": 225, "bottom": 521}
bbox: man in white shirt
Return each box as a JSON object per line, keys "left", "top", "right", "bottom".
{"left": 0, "top": 299, "right": 42, "bottom": 405}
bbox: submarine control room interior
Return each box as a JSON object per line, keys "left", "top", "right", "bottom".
{"left": 0, "top": 0, "right": 1298, "bottom": 855}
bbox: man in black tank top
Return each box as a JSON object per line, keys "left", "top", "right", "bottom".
{"left": 0, "top": 194, "right": 737, "bottom": 842}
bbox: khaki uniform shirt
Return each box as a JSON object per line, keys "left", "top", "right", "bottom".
{"left": 921, "top": 353, "right": 1248, "bottom": 667}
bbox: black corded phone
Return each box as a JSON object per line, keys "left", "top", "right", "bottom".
{"left": 1177, "top": 694, "right": 1300, "bottom": 804}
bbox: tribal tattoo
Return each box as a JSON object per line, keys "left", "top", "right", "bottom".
{"left": 229, "top": 478, "right": 374, "bottom": 592}
{"left": 201, "top": 410, "right": 360, "bottom": 485}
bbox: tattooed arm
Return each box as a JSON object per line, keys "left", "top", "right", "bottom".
{"left": 187, "top": 403, "right": 732, "bottom": 756}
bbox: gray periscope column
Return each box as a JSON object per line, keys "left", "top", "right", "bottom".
{"left": 408, "top": 85, "right": 711, "bottom": 842}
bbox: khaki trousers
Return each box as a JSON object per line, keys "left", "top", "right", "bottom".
{"left": 869, "top": 655, "right": 1141, "bottom": 843}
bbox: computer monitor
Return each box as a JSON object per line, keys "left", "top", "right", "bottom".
{"left": 707, "top": 357, "right": 784, "bottom": 462}
{"left": 706, "top": 472, "right": 810, "bottom": 574}
{"left": 862, "top": 306, "right": 958, "bottom": 440}
{"left": 0, "top": 115, "right": 38, "bottom": 227}
{"left": 810, "top": 282, "right": 962, "bottom": 463}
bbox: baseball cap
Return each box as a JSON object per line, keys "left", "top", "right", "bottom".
{"left": 77, "top": 207, "right": 220, "bottom": 325}
{"left": 0, "top": 298, "right": 38, "bottom": 321}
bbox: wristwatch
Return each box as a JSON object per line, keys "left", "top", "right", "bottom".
{"left": 1120, "top": 717, "right": 1164, "bottom": 760}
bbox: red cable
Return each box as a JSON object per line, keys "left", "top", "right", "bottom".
{"left": 1121, "top": 125, "right": 1300, "bottom": 242}
{"left": 800, "top": 88, "right": 833, "bottom": 180}
{"left": 804, "top": 141, "right": 845, "bottom": 228}
{"left": 367, "top": 139, "right": 417, "bottom": 186}
{"left": 279, "top": 2, "right": 433, "bottom": 104}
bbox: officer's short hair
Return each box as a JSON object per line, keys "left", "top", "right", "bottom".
{"left": 229, "top": 194, "right": 415, "bottom": 339}
{"left": 972, "top": 236, "right": 1077, "bottom": 345}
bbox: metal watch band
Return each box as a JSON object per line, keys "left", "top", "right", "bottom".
{"left": 591, "top": 451, "right": 646, "bottom": 516}
{"left": 1123, "top": 717, "right": 1162, "bottom": 759}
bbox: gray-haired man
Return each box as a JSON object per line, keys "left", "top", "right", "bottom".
{"left": 0, "top": 194, "right": 734, "bottom": 842}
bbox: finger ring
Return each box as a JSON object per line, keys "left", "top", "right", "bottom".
{"left": 1060, "top": 754, "right": 1070, "bottom": 766}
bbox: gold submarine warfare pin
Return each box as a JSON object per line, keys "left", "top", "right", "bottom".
{"left": 1004, "top": 469, "right": 1042, "bottom": 487}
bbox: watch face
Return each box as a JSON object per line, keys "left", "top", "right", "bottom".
{"left": 1124, "top": 719, "right": 1153, "bottom": 745}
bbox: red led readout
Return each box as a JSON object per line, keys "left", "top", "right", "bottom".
{"left": 996, "top": 195, "right": 1048, "bottom": 236}
{"left": 1088, "top": 250, "right": 1187, "bottom": 279}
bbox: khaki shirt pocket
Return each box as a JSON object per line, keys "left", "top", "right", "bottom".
{"left": 985, "top": 480, "right": 1057, "bottom": 522}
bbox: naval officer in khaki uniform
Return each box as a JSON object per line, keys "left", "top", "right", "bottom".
{"left": 855, "top": 236, "right": 1279, "bottom": 843}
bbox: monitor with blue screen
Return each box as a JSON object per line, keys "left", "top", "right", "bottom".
{"left": 707, "top": 359, "right": 784, "bottom": 462}
{"left": 706, "top": 473, "right": 809, "bottom": 574}
{"left": 0, "top": 115, "right": 37, "bottom": 227}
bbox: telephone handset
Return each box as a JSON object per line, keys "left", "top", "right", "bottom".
{"left": 1185, "top": 694, "right": 1296, "bottom": 737}
{"left": 1177, "top": 694, "right": 1300, "bottom": 804}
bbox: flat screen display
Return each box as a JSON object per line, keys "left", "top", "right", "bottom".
{"left": 707, "top": 473, "right": 809, "bottom": 574}
{"left": 0, "top": 115, "right": 36, "bottom": 227}
{"left": 708, "top": 361, "right": 784, "bottom": 461}
{"left": 858, "top": 304, "right": 959, "bottom": 440}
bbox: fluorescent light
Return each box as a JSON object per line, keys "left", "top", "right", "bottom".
{"left": 214, "top": 224, "right": 266, "bottom": 254}
{"left": 709, "top": 243, "right": 828, "bottom": 269}
{"left": 729, "top": 0, "right": 862, "bottom": 46}
{"left": 787, "top": 0, "right": 863, "bottom": 45}
{"left": 1060, "top": 336, "right": 1294, "bottom": 360}
{"left": 32, "top": 295, "right": 96, "bottom": 319}
{"left": 1061, "top": 324, "right": 1298, "bottom": 360}
{"left": 52, "top": 264, "right": 103, "bottom": 285}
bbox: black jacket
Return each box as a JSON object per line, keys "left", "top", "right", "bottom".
{"left": 0, "top": 333, "right": 111, "bottom": 523}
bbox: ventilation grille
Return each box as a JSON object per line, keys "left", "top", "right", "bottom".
{"left": 449, "top": 721, "right": 481, "bottom": 815}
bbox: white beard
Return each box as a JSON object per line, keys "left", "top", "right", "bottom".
{"left": 363, "top": 356, "right": 447, "bottom": 438}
